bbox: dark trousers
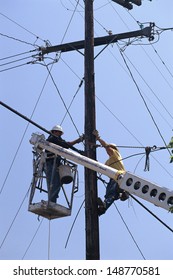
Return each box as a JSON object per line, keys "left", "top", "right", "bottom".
{"left": 45, "top": 157, "right": 61, "bottom": 203}
{"left": 104, "top": 179, "right": 120, "bottom": 210}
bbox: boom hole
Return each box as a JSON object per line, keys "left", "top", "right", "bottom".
{"left": 134, "top": 181, "right": 141, "bottom": 190}
{"left": 167, "top": 196, "right": 173, "bottom": 206}
{"left": 159, "top": 193, "right": 166, "bottom": 202}
{"left": 126, "top": 178, "right": 133, "bottom": 186}
{"left": 142, "top": 185, "right": 149, "bottom": 194}
{"left": 150, "top": 189, "right": 157, "bottom": 197}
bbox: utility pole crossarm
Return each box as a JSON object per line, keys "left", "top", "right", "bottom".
{"left": 39, "top": 26, "right": 153, "bottom": 55}
{"left": 112, "top": 0, "right": 141, "bottom": 10}
{"left": 30, "top": 133, "right": 173, "bottom": 212}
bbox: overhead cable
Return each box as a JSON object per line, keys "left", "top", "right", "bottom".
{"left": 0, "top": 32, "right": 39, "bottom": 47}
{"left": 0, "top": 49, "right": 37, "bottom": 61}
{"left": 0, "top": 12, "right": 45, "bottom": 42}
{"left": 113, "top": 202, "right": 146, "bottom": 260}
{"left": 0, "top": 61, "right": 33, "bottom": 73}
{"left": 118, "top": 47, "right": 171, "bottom": 156}
{"left": 130, "top": 194, "right": 173, "bottom": 234}
{"left": 0, "top": 188, "right": 29, "bottom": 250}
{"left": 22, "top": 218, "right": 44, "bottom": 259}
{"left": 45, "top": 65, "right": 81, "bottom": 137}
{"left": 0, "top": 101, "right": 83, "bottom": 154}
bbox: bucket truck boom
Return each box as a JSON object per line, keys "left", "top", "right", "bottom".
{"left": 30, "top": 133, "right": 173, "bottom": 212}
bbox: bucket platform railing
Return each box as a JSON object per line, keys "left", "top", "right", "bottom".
{"left": 28, "top": 142, "right": 78, "bottom": 219}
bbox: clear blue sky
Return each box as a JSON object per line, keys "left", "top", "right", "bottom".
{"left": 0, "top": 0, "right": 173, "bottom": 260}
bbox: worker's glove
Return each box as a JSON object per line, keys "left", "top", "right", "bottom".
{"left": 168, "top": 137, "right": 173, "bottom": 148}
{"left": 93, "top": 129, "right": 100, "bottom": 140}
{"left": 77, "top": 134, "right": 85, "bottom": 143}
{"left": 170, "top": 155, "right": 173, "bottom": 163}
{"left": 79, "top": 133, "right": 85, "bottom": 142}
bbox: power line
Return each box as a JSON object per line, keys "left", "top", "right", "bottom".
{"left": 96, "top": 94, "right": 143, "bottom": 146}
{"left": 118, "top": 46, "right": 171, "bottom": 155}
{"left": 113, "top": 202, "right": 146, "bottom": 260}
{"left": 1, "top": 0, "right": 173, "bottom": 260}
{"left": 0, "top": 54, "right": 36, "bottom": 68}
{"left": 0, "top": 12, "right": 45, "bottom": 43}
{"left": 48, "top": 220, "right": 51, "bottom": 260}
{"left": 0, "top": 188, "right": 29, "bottom": 250}
{"left": 22, "top": 218, "right": 44, "bottom": 259}
{"left": 130, "top": 194, "right": 173, "bottom": 233}
{"left": 151, "top": 43, "right": 173, "bottom": 80}
{"left": 97, "top": 39, "right": 173, "bottom": 129}
{"left": 0, "top": 63, "right": 54, "bottom": 194}
{"left": 0, "top": 49, "right": 37, "bottom": 61}
{"left": 142, "top": 45, "right": 173, "bottom": 95}
{"left": 0, "top": 32, "right": 39, "bottom": 47}
{"left": 0, "top": 101, "right": 82, "bottom": 153}
{"left": 97, "top": 178, "right": 146, "bottom": 259}
{"left": 45, "top": 65, "right": 82, "bottom": 137}
{"left": 60, "top": 0, "right": 80, "bottom": 44}
{"left": 0, "top": 0, "right": 84, "bottom": 195}
{"left": 112, "top": 7, "right": 173, "bottom": 119}
{"left": 65, "top": 199, "right": 85, "bottom": 249}
{"left": 61, "top": 78, "right": 84, "bottom": 125}
{"left": 0, "top": 61, "right": 33, "bottom": 73}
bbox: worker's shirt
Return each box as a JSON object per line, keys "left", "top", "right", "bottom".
{"left": 105, "top": 149, "right": 125, "bottom": 172}
{"left": 46, "top": 135, "right": 69, "bottom": 148}
{"left": 46, "top": 135, "right": 69, "bottom": 158}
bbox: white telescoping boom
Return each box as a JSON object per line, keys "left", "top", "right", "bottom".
{"left": 30, "top": 133, "right": 173, "bottom": 212}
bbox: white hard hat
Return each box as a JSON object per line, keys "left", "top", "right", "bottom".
{"left": 51, "top": 125, "right": 64, "bottom": 134}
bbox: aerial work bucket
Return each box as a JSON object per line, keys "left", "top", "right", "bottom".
{"left": 59, "top": 164, "right": 74, "bottom": 184}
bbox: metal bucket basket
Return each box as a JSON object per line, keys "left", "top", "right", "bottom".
{"left": 59, "top": 165, "right": 74, "bottom": 184}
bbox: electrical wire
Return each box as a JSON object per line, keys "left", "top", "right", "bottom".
{"left": 118, "top": 46, "right": 171, "bottom": 156}
{"left": 60, "top": 0, "right": 80, "bottom": 44}
{"left": 0, "top": 12, "right": 45, "bottom": 43}
{"left": 0, "top": 54, "right": 36, "bottom": 68}
{"left": 1, "top": 0, "right": 173, "bottom": 260}
{"left": 0, "top": 61, "right": 33, "bottom": 73}
{"left": 0, "top": 0, "right": 81, "bottom": 193}
{"left": 98, "top": 42, "right": 173, "bottom": 130}
{"left": 48, "top": 220, "right": 51, "bottom": 260}
{"left": 108, "top": 4, "right": 173, "bottom": 124}
{"left": 96, "top": 94, "right": 143, "bottom": 146}
{"left": 61, "top": 78, "right": 84, "bottom": 125}
{"left": 0, "top": 32, "right": 39, "bottom": 47}
{"left": 99, "top": 179, "right": 146, "bottom": 259}
{"left": 0, "top": 188, "right": 29, "bottom": 250}
{"left": 49, "top": 47, "right": 173, "bottom": 179}
{"left": 113, "top": 202, "right": 146, "bottom": 260}
{"left": 0, "top": 69, "right": 53, "bottom": 194}
{"left": 142, "top": 45, "right": 173, "bottom": 94}
{"left": 0, "top": 49, "right": 37, "bottom": 62}
{"left": 65, "top": 199, "right": 85, "bottom": 249}
{"left": 22, "top": 218, "right": 44, "bottom": 259}
{"left": 45, "top": 64, "right": 81, "bottom": 137}
{"left": 0, "top": 0, "right": 83, "bottom": 196}
{"left": 150, "top": 43, "right": 173, "bottom": 80}
{"left": 130, "top": 194, "right": 173, "bottom": 234}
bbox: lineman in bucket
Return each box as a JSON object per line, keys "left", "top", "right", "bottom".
{"left": 45, "top": 125, "right": 83, "bottom": 203}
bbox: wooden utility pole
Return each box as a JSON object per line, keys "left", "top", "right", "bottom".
{"left": 84, "top": 0, "right": 100, "bottom": 260}
{"left": 37, "top": 0, "right": 151, "bottom": 260}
